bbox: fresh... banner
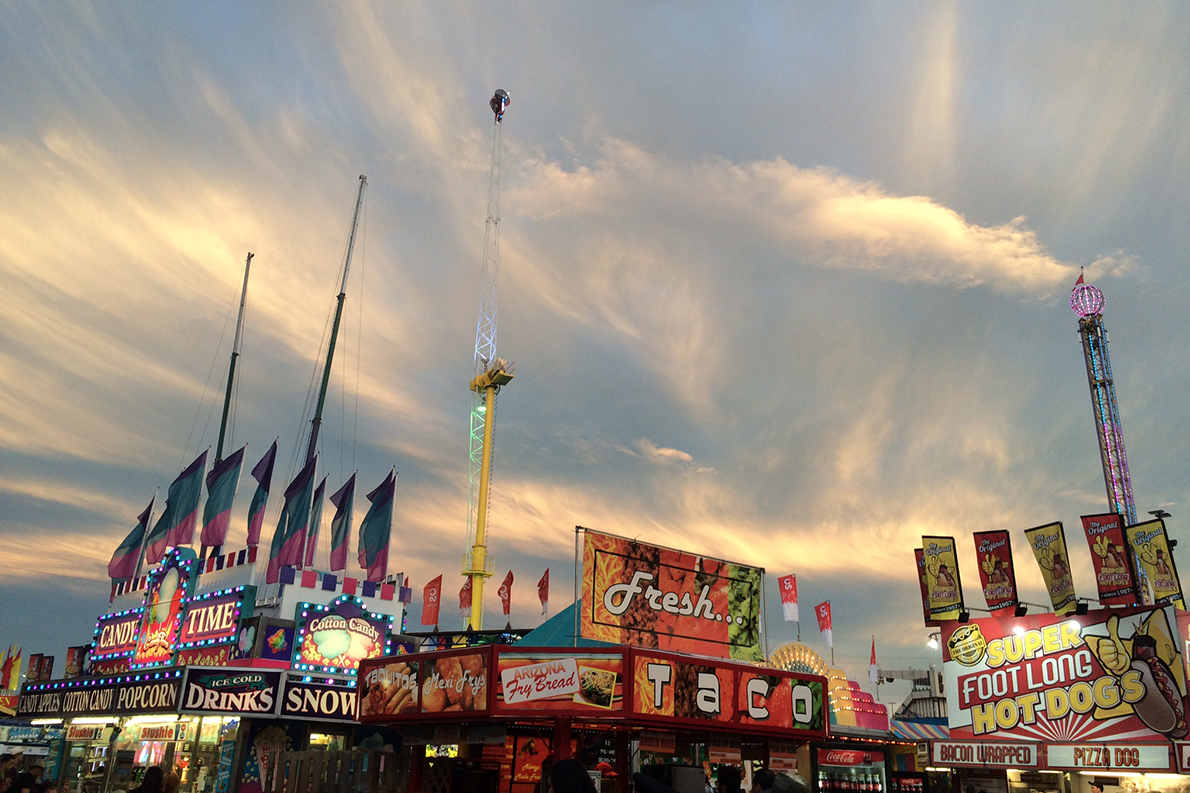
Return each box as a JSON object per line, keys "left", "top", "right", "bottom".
{"left": 1023, "top": 522, "right": 1077, "bottom": 616}
{"left": 943, "top": 605, "right": 1190, "bottom": 743}
{"left": 921, "top": 536, "right": 964, "bottom": 621}
{"left": 972, "top": 530, "right": 1018, "bottom": 614}
{"left": 579, "top": 528, "right": 763, "bottom": 662}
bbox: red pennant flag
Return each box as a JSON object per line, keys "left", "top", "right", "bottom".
{"left": 869, "top": 637, "right": 878, "bottom": 684}
{"left": 422, "top": 575, "right": 443, "bottom": 626}
{"left": 777, "top": 573, "right": 798, "bottom": 622}
{"left": 498, "top": 570, "right": 514, "bottom": 617}
{"left": 1076, "top": 272, "right": 1085, "bottom": 285}
{"left": 460, "top": 577, "right": 473, "bottom": 618}
{"left": 815, "top": 601, "right": 833, "bottom": 648}
{"left": 538, "top": 568, "right": 550, "bottom": 616}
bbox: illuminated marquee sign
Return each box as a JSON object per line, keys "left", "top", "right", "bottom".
{"left": 293, "top": 595, "right": 394, "bottom": 675}
{"left": 92, "top": 608, "right": 144, "bottom": 662}
{"left": 177, "top": 586, "right": 254, "bottom": 650}
{"left": 17, "top": 670, "right": 184, "bottom": 717}
{"left": 131, "top": 548, "right": 199, "bottom": 668}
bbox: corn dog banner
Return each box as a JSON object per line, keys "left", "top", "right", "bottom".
{"left": 357, "top": 646, "right": 828, "bottom": 739}
{"left": 922, "top": 536, "right": 964, "bottom": 621}
{"left": 973, "top": 530, "right": 1018, "bottom": 614}
{"left": 1023, "top": 522, "right": 1077, "bottom": 616}
{"left": 1124, "top": 519, "right": 1185, "bottom": 610}
{"left": 943, "top": 605, "right": 1190, "bottom": 745}
{"left": 1081, "top": 513, "right": 1138, "bottom": 606}
{"left": 579, "top": 528, "right": 764, "bottom": 662}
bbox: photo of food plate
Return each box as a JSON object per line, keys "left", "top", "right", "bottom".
{"left": 574, "top": 666, "right": 618, "bottom": 709}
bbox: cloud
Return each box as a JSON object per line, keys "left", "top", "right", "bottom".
{"left": 635, "top": 438, "right": 693, "bottom": 464}
{"left": 510, "top": 139, "right": 1078, "bottom": 295}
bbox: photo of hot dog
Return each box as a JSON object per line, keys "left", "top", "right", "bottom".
{"left": 1090, "top": 612, "right": 1189, "bottom": 740}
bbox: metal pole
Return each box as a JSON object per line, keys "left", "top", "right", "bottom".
{"left": 307, "top": 176, "right": 367, "bottom": 465}
{"left": 216, "top": 253, "right": 253, "bottom": 463}
{"left": 468, "top": 384, "right": 498, "bottom": 630}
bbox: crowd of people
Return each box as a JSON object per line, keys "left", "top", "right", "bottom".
{"left": 0, "top": 756, "right": 181, "bottom": 793}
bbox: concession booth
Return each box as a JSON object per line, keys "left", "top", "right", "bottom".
{"left": 357, "top": 528, "right": 831, "bottom": 793}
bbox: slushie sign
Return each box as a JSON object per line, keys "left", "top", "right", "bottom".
{"left": 944, "top": 606, "right": 1190, "bottom": 743}
{"left": 580, "top": 529, "right": 763, "bottom": 661}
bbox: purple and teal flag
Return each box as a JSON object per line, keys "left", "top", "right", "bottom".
{"left": 303, "top": 476, "right": 327, "bottom": 568}
{"left": 265, "top": 455, "right": 318, "bottom": 584}
{"left": 328, "top": 474, "right": 356, "bottom": 572}
{"left": 145, "top": 450, "right": 208, "bottom": 564}
{"left": 200, "top": 446, "right": 246, "bottom": 547}
{"left": 358, "top": 470, "right": 396, "bottom": 583}
{"left": 109, "top": 498, "right": 154, "bottom": 581}
{"left": 245, "top": 440, "right": 278, "bottom": 548}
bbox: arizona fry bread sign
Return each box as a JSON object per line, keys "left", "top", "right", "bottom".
{"left": 944, "top": 606, "right": 1190, "bottom": 743}
{"left": 579, "top": 528, "right": 763, "bottom": 662}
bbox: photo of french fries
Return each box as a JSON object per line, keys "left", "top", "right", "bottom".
{"left": 362, "top": 659, "right": 419, "bottom": 716}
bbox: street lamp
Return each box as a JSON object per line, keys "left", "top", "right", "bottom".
{"left": 927, "top": 632, "right": 941, "bottom": 650}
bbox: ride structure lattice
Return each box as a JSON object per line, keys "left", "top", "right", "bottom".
{"left": 462, "top": 89, "right": 514, "bottom": 630}
{"left": 1071, "top": 274, "right": 1137, "bottom": 526}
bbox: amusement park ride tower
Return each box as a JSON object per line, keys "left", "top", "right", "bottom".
{"left": 462, "top": 90, "right": 515, "bottom": 630}
{"left": 1071, "top": 273, "right": 1137, "bottom": 526}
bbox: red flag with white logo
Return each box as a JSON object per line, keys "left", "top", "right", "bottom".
{"left": 460, "top": 576, "right": 473, "bottom": 618}
{"left": 421, "top": 575, "right": 442, "bottom": 626}
{"left": 538, "top": 568, "right": 550, "bottom": 616}
{"left": 815, "top": 601, "right": 833, "bottom": 648}
{"left": 498, "top": 570, "right": 514, "bottom": 617}
{"left": 778, "top": 573, "right": 798, "bottom": 622}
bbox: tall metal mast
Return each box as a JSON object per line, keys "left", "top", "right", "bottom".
{"left": 215, "top": 252, "right": 254, "bottom": 464}
{"left": 306, "top": 175, "right": 367, "bottom": 465}
{"left": 463, "top": 90, "right": 514, "bottom": 630}
{"left": 1071, "top": 274, "right": 1137, "bottom": 525}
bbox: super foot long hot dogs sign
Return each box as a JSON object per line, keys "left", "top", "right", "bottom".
{"left": 943, "top": 605, "right": 1190, "bottom": 744}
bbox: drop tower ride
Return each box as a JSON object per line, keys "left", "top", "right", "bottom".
{"left": 1071, "top": 273, "right": 1137, "bottom": 525}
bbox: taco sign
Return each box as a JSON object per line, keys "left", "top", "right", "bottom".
{"left": 944, "top": 606, "right": 1190, "bottom": 743}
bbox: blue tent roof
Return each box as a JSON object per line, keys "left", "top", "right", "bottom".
{"left": 516, "top": 600, "right": 617, "bottom": 648}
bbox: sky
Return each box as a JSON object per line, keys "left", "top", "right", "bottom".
{"left": 2, "top": 2, "right": 1190, "bottom": 710}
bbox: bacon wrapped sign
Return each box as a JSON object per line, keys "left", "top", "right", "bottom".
{"left": 580, "top": 529, "right": 763, "bottom": 661}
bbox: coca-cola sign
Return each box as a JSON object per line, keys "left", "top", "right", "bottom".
{"left": 818, "top": 749, "right": 874, "bottom": 767}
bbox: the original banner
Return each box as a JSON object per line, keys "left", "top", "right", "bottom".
{"left": 1080, "top": 513, "right": 1137, "bottom": 606}
{"left": 579, "top": 528, "right": 764, "bottom": 662}
{"left": 1023, "top": 522, "right": 1077, "bottom": 615}
{"left": 1123, "top": 519, "right": 1185, "bottom": 610}
{"left": 18, "top": 670, "right": 184, "bottom": 717}
{"left": 921, "top": 537, "right": 964, "bottom": 621}
{"left": 292, "top": 594, "right": 395, "bottom": 675}
{"left": 179, "top": 667, "right": 281, "bottom": 716}
{"left": 279, "top": 675, "right": 358, "bottom": 722}
{"left": 132, "top": 548, "right": 200, "bottom": 668}
{"left": 943, "top": 606, "right": 1190, "bottom": 744}
{"left": 914, "top": 549, "right": 938, "bottom": 628}
{"left": 972, "top": 530, "right": 1018, "bottom": 614}
{"left": 494, "top": 651, "right": 624, "bottom": 714}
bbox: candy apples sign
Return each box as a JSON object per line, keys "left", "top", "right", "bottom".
{"left": 944, "top": 606, "right": 1190, "bottom": 743}
{"left": 293, "top": 595, "right": 394, "bottom": 675}
{"left": 580, "top": 528, "right": 764, "bottom": 661}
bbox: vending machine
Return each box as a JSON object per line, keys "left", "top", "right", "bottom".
{"left": 812, "top": 746, "right": 889, "bottom": 793}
